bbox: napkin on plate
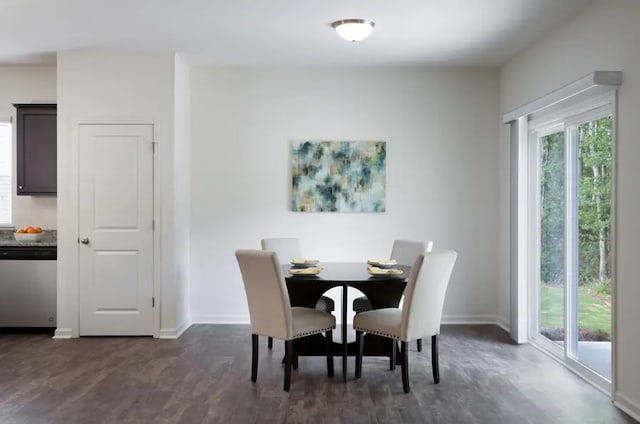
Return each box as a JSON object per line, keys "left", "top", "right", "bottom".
{"left": 367, "top": 266, "right": 403, "bottom": 275}
{"left": 291, "top": 257, "right": 319, "bottom": 265}
{"left": 288, "top": 266, "right": 323, "bottom": 275}
{"left": 367, "top": 259, "right": 397, "bottom": 266}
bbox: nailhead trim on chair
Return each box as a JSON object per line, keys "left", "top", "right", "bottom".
{"left": 293, "top": 326, "right": 335, "bottom": 339}
{"left": 353, "top": 326, "right": 401, "bottom": 341}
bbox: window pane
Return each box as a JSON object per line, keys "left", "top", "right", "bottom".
{"left": 539, "top": 131, "right": 565, "bottom": 343}
{"left": 576, "top": 116, "right": 612, "bottom": 379}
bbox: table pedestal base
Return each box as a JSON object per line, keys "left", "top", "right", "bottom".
{"left": 293, "top": 327, "right": 400, "bottom": 382}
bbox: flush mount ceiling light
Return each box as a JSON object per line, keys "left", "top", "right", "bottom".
{"left": 331, "top": 19, "right": 375, "bottom": 42}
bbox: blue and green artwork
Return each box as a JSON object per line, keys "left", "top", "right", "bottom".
{"left": 291, "top": 141, "right": 386, "bottom": 212}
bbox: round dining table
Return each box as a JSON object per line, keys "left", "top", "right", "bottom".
{"left": 283, "top": 262, "right": 411, "bottom": 382}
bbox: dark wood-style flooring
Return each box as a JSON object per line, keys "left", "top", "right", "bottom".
{"left": 0, "top": 325, "right": 635, "bottom": 424}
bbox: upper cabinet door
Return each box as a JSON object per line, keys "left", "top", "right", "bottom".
{"left": 14, "top": 104, "right": 57, "bottom": 195}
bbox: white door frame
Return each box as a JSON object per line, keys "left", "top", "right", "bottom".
{"left": 74, "top": 120, "right": 161, "bottom": 338}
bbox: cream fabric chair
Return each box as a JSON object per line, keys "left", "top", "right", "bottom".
{"left": 261, "top": 238, "right": 335, "bottom": 350}
{"left": 353, "top": 249, "right": 457, "bottom": 393}
{"left": 235, "top": 249, "right": 336, "bottom": 391}
{"left": 353, "top": 239, "right": 433, "bottom": 354}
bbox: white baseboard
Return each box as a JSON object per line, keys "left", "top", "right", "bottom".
{"left": 496, "top": 315, "right": 510, "bottom": 333}
{"left": 614, "top": 392, "right": 640, "bottom": 422}
{"left": 157, "top": 320, "right": 192, "bottom": 339}
{"left": 193, "top": 314, "right": 502, "bottom": 326}
{"left": 191, "top": 314, "right": 250, "bottom": 325}
{"left": 441, "top": 314, "right": 497, "bottom": 325}
{"left": 158, "top": 328, "right": 178, "bottom": 339}
{"left": 158, "top": 320, "right": 192, "bottom": 339}
{"left": 54, "top": 324, "right": 192, "bottom": 339}
{"left": 175, "top": 320, "right": 192, "bottom": 337}
{"left": 53, "top": 328, "right": 74, "bottom": 339}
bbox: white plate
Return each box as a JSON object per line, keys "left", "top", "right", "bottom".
{"left": 291, "top": 258, "right": 320, "bottom": 267}
{"left": 288, "top": 266, "right": 323, "bottom": 275}
{"left": 367, "top": 266, "right": 403, "bottom": 276}
{"left": 367, "top": 259, "right": 397, "bottom": 269}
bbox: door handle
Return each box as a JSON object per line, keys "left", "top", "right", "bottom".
{"left": 80, "top": 238, "right": 90, "bottom": 245}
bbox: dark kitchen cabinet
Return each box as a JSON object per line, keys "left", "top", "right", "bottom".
{"left": 13, "top": 104, "right": 57, "bottom": 195}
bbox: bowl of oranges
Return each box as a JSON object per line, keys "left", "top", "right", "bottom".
{"left": 14, "top": 226, "right": 44, "bottom": 242}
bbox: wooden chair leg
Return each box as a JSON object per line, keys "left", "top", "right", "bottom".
{"left": 416, "top": 338, "right": 423, "bottom": 352}
{"left": 268, "top": 336, "right": 273, "bottom": 350}
{"left": 355, "top": 331, "right": 363, "bottom": 379}
{"left": 293, "top": 351, "right": 299, "bottom": 370}
{"left": 251, "top": 334, "right": 258, "bottom": 382}
{"left": 326, "top": 330, "right": 334, "bottom": 378}
{"left": 390, "top": 340, "right": 397, "bottom": 370}
{"left": 401, "top": 341, "right": 410, "bottom": 393}
{"left": 431, "top": 334, "right": 440, "bottom": 384}
{"left": 284, "top": 340, "right": 293, "bottom": 391}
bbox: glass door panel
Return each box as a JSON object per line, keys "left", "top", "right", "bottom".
{"left": 575, "top": 116, "right": 612, "bottom": 380}
{"left": 538, "top": 131, "right": 566, "bottom": 346}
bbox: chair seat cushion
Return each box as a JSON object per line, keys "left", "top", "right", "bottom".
{"left": 353, "top": 308, "right": 402, "bottom": 340}
{"left": 291, "top": 307, "right": 336, "bottom": 339}
{"left": 352, "top": 296, "right": 372, "bottom": 313}
{"left": 315, "top": 295, "right": 335, "bottom": 312}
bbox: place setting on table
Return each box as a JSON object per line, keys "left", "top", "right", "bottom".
{"left": 284, "top": 257, "right": 406, "bottom": 278}
{"left": 366, "top": 259, "right": 404, "bottom": 276}
{"left": 286, "top": 257, "right": 323, "bottom": 275}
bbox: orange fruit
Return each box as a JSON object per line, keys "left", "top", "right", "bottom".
{"left": 24, "top": 226, "right": 34, "bottom": 232}
{"left": 34, "top": 227, "right": 43, "bottom": 233}
{"left": 26, "top": 228, "right": 36, "bottom": 233}
{"left": 16, "top": 228, "right": 26, "bottom": 234}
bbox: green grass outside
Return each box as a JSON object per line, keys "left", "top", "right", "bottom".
{"left": 540, "top": 284, "right": 611, "bottom": 335}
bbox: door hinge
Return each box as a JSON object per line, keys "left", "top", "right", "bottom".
{"left": 151, "top": 141, "right": 157, "bottom": 153}
{"left": 152, "top": 219, "right": 155, "bottom": 230}
{"left": 152, "top": 297, "right": 155, "bottom": 307}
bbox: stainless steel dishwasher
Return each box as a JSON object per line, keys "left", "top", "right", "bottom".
{"left": 0, "top": 247, "right": 57, "bottom": 327}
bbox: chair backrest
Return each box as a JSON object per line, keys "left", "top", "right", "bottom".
{"left": 390, "top": 239, "right": 433, "bottom": 265}
{"left": 261, "top": 238, "right": 302, "bottom": 265}
{"left": 235, "top": 249, "right": 293, "bottom": 340}
{"left": 400, "top": 249, "right": 457, "bottom": 341}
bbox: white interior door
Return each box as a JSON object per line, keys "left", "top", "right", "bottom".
{"left": 78, "top": 124, "right": 155, "bottom": 336}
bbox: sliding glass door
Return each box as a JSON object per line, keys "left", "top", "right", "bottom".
{"left": 529, "top": 105, "right": 613, "bottom": 391}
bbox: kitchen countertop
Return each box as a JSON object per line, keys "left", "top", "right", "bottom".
{"left": 0, "top": 229, "right": 57, "bottom": 247}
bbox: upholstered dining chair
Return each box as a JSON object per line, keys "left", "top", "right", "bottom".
{"left": 235, "top": 249, "right": 336, "bottom": 391}
{"left": 353, "top": 239, "right": 433, "bottom": 353}
{"left": 261, "top": 238, "right": 336, "bottom": 349}
{"left": 353, "top": 249, "right": 457, "bottom": 393}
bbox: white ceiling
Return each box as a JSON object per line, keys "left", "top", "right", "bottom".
{"left": 0, "top": 0, "right": 593, "bottom": 67}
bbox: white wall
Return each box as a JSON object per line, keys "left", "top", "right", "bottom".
{"left": 0, "top": 66, "right": 57, "bottom": 229}
{"left": 189, "top": 67, "right": 500, "bottom": 324}
{"left": 56, "top": 48, "right": 181, "bottom": 338}
{"left": 173, "top": 55, "right": 191, "bottom": 334}
{"left": 499, "top": 0, "right": 640, "bottom": 418}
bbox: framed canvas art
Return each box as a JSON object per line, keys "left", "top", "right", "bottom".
{"left": 291, "top": 140, "right": 386, "bottom": 212}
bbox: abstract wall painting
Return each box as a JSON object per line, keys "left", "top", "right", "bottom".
{"left": 291, "top": 141, "right": 386, "bottom": 213}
